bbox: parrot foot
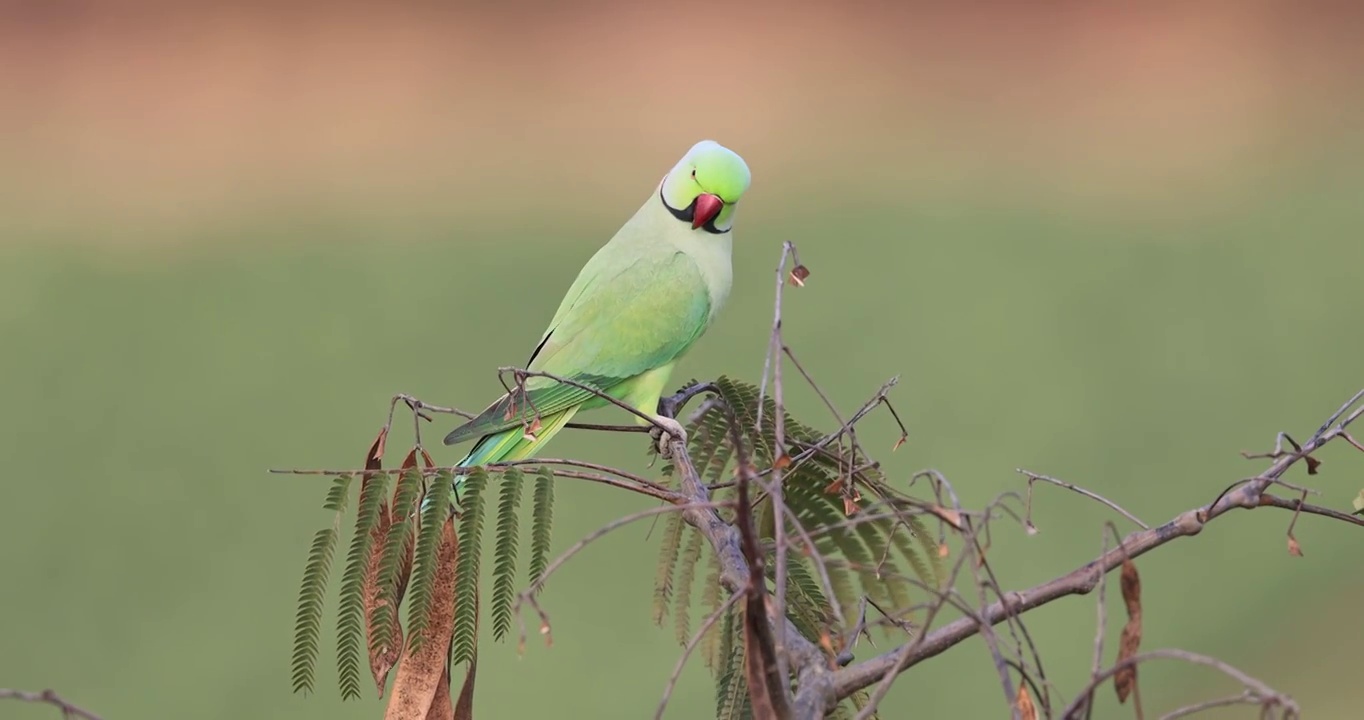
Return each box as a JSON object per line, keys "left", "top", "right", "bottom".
{"left": 648, "top": 416, "right": 688, "bottom": 459}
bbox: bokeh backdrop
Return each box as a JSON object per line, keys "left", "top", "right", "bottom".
{"left": 3, "top": 2, "right": 1363, "bottom": 718}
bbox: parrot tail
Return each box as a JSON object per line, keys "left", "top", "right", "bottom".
{"left": 422, "top": 407, "right": 581, "bottom": 513}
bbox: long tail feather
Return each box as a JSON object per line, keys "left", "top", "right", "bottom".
{"left": 424, "top": 407, "right": 581, "bottom": 512}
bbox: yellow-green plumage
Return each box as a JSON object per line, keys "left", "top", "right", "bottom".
{"left": 440, "top": 140, "right": 752, "bottom": 495}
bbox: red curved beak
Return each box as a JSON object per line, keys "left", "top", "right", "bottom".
{"left": 692, "top": 193, "right": 724, "bottom": 229}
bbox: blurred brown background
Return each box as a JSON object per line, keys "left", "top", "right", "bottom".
{"left": 4, "top": 2, "right": 1361, "bottom": 236}
{"left": 2, "top": 2, "right": 1363, "bottom": 719}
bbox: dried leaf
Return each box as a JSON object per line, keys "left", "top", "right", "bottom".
{"left": 789, "top": 264, "right": 810, "bottom": 287}
{"left": 891, "top": 435, "right": 906, "bottom": 452}
{"left": 1015, "top": 685, "right": 1037, "bottom": 720}
{"left": 773, "top": 454, "right": 792, "bottom": 470}
{"left": 366, "top": 427, "right": 390, "bottom": 474}
{"left": 367, "top": 451, "right": 422, "bottom": 695}
{"left": 1287, "top": 535, "right": 1304, "bottom": 557}
{"left": 453, "top": 655, "right": 477, "bottom": 720}
{"left": 937, "top": 543, "right": 950, "bottom": 559}
{"left": 424, "top": 662, "right": 452, "bottom": 720}
{"left": 843, "top": 496, "right": 859, "bottom": 516}
{"left": 1305, "top": 455, "right": 1321, "bottom": 474}
{"left": 384, "top": 515, "right": 460, "bottom": 720}
{"left": 1114, "top": 558, "right": 1142, "bottom": 704}
{"left": 928, "top": 506, "right": 963, "bottom": 530}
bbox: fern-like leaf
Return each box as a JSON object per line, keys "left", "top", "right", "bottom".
{"left": 849, "top": 510, "right": 913, "bottom": 612}
{"left": 889, "top": 512, "right": 943, "bottom": 591}
{"left": 292, "top": 525, "right": 339, "bottom": 694}
{"left": 323, "top": 473, "right": 354, "bottom": 513}
{"left": 780, "top": 555, "right": 832, "bottom": 644}
{"left": 849, "top": 688, "right": 879, "bottom": 719}
{"left": 652, "top": 510, "right": 685, "bottom": 627}
{"left": 782, "top": 470, "right": 867, "bottom": 618}
{"left": 673, "top": 528, "right": 704, "bottom": 647}
{"left": 405, "top": 468, "right": 452, "bottom": 652}
{"left": 527, "top": 467, "right": 555, "bottom": 593}
{"left": 336, "top": 470, "right": 391, "bottom": 700}
{"left": 716, "top": 603, "right": 752, "bottom": 720}
{"left": 700, "top": 545, "right": 725, "bottom": 671}
{"left": 490, "top": 468, "right": 524, "bottom": 642}
{"left": 451, "top": 467, "right": 489, "bottom": 667}
{"left": 688, "top": 402, "right": 729, "bottom": 482}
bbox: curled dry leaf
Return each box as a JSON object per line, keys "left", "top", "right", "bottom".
{"left": 1114, "top": 558, "right": 1143, "bottom": 704}
{"left": 1305, "top": 455, "right": 1321, "bottom": 474}
{"left": 1287, "top": 535, "right": 1304, "bottom": 557}
{"left": 368, "top": 450, "right": 420, "bottom": 692}
{"left": 385, "top": 515, "right": 461, "bottom": 720}
{"left": 423, "top": 663, "right": 452, "bottom": 720}
{"left": 773, "top": 454, "right": 792, "bottom": 470}
{"left": 1015, "top": 685, "right": 1038, "bottom": 720}
{"left": 927, "top": 506, "right": 964, "bottom": 531}
{"left": 367, "top": 427, "right": 390, "bottom": 474}
{"left": 523, "top": 416, "right": 543, "bottom": 442}
{"left": 937, "top": 543, "right": 950, "bottom": 559}
{"left": 789, "top": 264, "right": 810, "bottom": 287}
{"left": 453, "top": 655, "right": 477, "bottom": 720}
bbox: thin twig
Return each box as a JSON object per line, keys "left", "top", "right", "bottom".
{"left": 270, "top": 463, "right": 681, "bottom": 502}
{"left": 512, "top": 500, "right": 727, "bottom": 651}
{"left": 1019, "top": 470, "right": 1150, "bottom": 530}
{"left": 1056, "top": 649, "right": 1298, "bottom": 719}
{"left": 765, "top": 243, "right": 798, "bottom": 689}
{"left": 1158, "top": 692, "right": 1257, "bottom": 719}
{"left": 497, "top": 367, "right": 671, "bottom": 432}
{"left": 1257, "top": 494, "right": 1364, "bottom": 527}
{"left": 563, "top": 421, "right": 650, "bottom": 434}
{"left": 0, "top": 688, "right": 104, "bottom": 720}
{"left": 756, "top": 240, "right": 800, "bottom": 432}
{"left": 653, "top": 591, "right": 743, "bottom": 719}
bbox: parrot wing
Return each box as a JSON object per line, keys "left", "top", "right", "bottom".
{"left": 443, "top": 247, "right": 711, "bottom": 446}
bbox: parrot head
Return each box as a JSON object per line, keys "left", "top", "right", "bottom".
{"left": 659, "top": 140, "right": 752, "bottom": 234}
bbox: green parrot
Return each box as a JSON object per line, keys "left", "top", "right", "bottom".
{"left": 439, "top": 139, "right": 752, "bottom": 497}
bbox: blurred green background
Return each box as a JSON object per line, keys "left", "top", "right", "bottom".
{"left": 3, "top": 3, "right": 1363, "bottom": 718}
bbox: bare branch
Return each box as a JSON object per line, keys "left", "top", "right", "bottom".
{"left": 832, "top": 391, "right": 1364, "bottom": 708}
{"left": 654, "top": 592, "right": 744, "bottom": 720}
{"left": 512, "top": 500, "right": 727, "bottom": 652}
{"left": 1159, "top": 692, "right": 1261, "bottom": 719}
{"left": 1018, "top": 469, "right": 1150, "bottom": 530}
{"left": 0, "top": 688, "right": 103, "bottom": 720}
{"left": 1056, "top": 649, "right": 1299, "bottom": 719}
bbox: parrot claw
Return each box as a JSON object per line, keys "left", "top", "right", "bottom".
{"left": 648, "top": 416, "right": 688, "bottom": 459}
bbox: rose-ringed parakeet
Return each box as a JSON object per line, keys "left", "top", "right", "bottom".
{"left": 439, "top": 140, "right": 752, "bottom": 497}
